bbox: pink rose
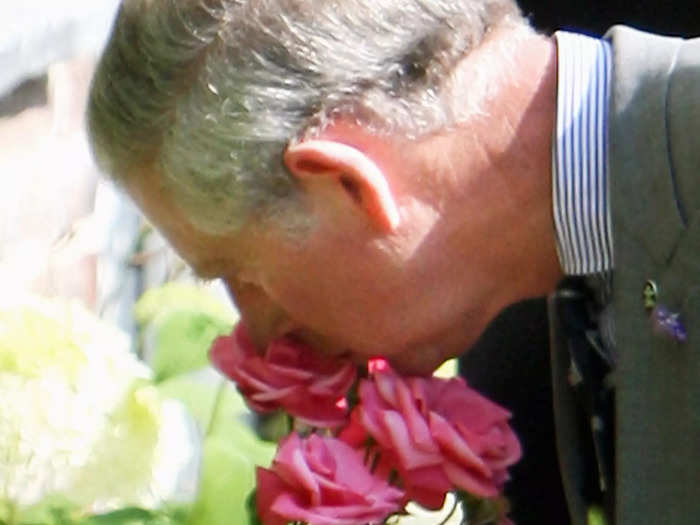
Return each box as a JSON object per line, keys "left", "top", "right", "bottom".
{"left": 341, "top": 359, "right": 521, "bottom": 509}
{"left": 257, "top": 432, "right": 404, "bottom": 525}
{"left": 209, "top": 323, "right": 356, "bottom": 427}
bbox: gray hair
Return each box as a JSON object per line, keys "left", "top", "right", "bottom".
{"left": 88, "top": 0, "right": 525, "bottom": 234}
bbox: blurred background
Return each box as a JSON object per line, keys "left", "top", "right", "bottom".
{"left": 0, "top": 4, "right": 260, "bottom": 524}
{"left": 0, "top": 0, "right": 223, "bottom": 338}
{"left": 2, "top": 1, "right": 140, "bottom": 329}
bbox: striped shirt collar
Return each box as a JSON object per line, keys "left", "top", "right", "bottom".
{"left": 552, "top": 31, "right": 614, "bottom": 276}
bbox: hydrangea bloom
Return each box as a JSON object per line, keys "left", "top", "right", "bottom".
{"left": 0, "top": 296, "right": 199, "bottom": 516}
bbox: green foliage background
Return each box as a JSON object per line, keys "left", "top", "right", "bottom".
{"left": 135, "top": 283, "right": 276, "bottom": 525}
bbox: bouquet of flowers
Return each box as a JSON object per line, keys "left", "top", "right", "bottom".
{"left": 210, "top": 324, "right": 522, "bottom": 525}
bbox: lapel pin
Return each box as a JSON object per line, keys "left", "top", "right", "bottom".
{"left": 651, "top": 304, "right": 687, "bottom": 342}
{"left": 644, "top": 280, "right": 686, "bottom": 342}
{"left": 643, "top": 280, "right": 658, "bottom": 310}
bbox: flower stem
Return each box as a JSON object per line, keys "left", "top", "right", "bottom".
{"left": 205, "top": 379, "right": 227, "bottom": 437}
{"left": 2, "top": 499, "right": 16, "bottom": 525}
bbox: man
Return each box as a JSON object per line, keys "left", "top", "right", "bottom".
{"left": 87, "top": 1, "right": 700, "bottom": 524}
{"left": 459, "top": 3, "right": 700, "bottom": 524}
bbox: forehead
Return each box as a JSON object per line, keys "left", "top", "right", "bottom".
{"left": 122, "top": 167, "right": 252, "bottom": 279}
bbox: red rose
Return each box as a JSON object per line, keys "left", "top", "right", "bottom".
{"left": 341, "top": 359, "right": 521, "bottom": 509}
{"left": 257, "top": 433, "right": 404, "bottom": 525}
{"left": 209, "top": 323, "right": 356, "bottom": 427}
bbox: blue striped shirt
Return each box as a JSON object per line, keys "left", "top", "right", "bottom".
{"left": 552, "top": 37, "right": 618, "bottom": 501}
{"left": 552, "top": 32, "right": 614, "bottom": 276}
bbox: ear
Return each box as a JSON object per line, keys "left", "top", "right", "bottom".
{"left": 284, "top": 140, "right": 400, "bottom": 232}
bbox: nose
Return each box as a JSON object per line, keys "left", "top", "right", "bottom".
{"left": 223, "top": 277, "right": 295, "bottom": 351}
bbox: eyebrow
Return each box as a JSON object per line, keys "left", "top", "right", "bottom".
{"left": 191, "top": 267, "right": 220, "bottom": 281}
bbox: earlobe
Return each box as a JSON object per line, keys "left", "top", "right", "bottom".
{"left": 284, "top": 140, "right": 400, "bottom": 232}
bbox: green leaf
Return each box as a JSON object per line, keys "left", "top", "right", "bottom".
{"left": 205, "top": 385, "right": 276, "bottom": 467}
{"left": 77, "top": 506, "right": 189, "bottom": 525}
{"left": 134, "top": 283, "right": 236, "bottom": 383}
{"left": 80, "top": 507, "right": 154, "bottom": 524}
{"left": 157, "top": 371, "right": 275, "bottom": 466}
{"left": 148, "top": 309, "right": 233, "bottom": 382}
{"left": 47, "top": 507, "right": 78, "bottom": 525}
{"left": 254, "top": 411, "right": 293, "bottom": 443}
{"left": 245, "top": 490, "right": 263, "bottom": 525}
{"left": 158, "top": 372, "right": 275, "bottom": 525}
{"left": 157, "top": 372, "right": 223, "bottom": 431}
{"left": 187, "top": 437, "right": 258, "bottom": 525}
{"left": 134, "top": 284, "right": 235, "bottom": 328}
{"left": 10, "top": 496, "right": 77, "bottom": 525}
{"left": 460, "top": 493, "right": 507, "bottom": 525}
{"left": 587, "top": 506, "right": 608, "bottom": 525}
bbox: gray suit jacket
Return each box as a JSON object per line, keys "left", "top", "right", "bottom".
{"left": 550, "top": 26, "right": 700, "bottom": 525}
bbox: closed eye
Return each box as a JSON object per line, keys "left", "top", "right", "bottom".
{"left": 189, "top": 259, "right": 234, "bottom": 281}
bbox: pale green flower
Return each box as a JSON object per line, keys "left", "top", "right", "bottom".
{"left": 0, "top": 296, "right": 199, "bottom": 520}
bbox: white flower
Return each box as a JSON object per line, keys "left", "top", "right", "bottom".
{"left": 0, "top": 296, "right": 200, "bottom": 517}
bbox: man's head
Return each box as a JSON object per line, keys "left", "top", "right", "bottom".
{"left": 88, "top": 0, "right": 560, "bottom": 373}
{"left": 88, "top": 0, "right": 525, "bottom": 233}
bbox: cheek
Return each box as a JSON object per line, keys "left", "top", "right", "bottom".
{"left": 260, "top": 258, "right": 340, "bottom": 319}
{"left": 260, "top": 257, "right": 383, "bottom": 341}
{"left": 262, "top": 239, "right": 359, "bottom": 309}
{"left": 258, "top": 236, "right": 422, "bottom": 347}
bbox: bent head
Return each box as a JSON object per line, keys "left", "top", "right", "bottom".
{"left": 88, "top": 0, "right": 534, "bottom": 373}
{"left": 88, "top": 0, "right": 525, "bottom": 233}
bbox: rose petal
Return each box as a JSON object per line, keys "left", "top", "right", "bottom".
{"left": 305, "top": 434, "right": 337, "bottom": 478}
{"left": 208, "top": 335, "right": 241, "bottom": 373}
{"left": 400, "top": 464, "right": 452, "bottom": 509}
{"left": 256, "top": 467, "right": 294, "bottom": 525}
{"left": 429, "top": 411, "right": 491, "bottom": 478}
{"left": 271, "top": 492, "right": 347, "bottom": 525}
{"left": 323, "top": 437, "right": 382, "bottom": 494}
{"left": 481, "top": 424, "right": 523, "bottom": 470}
{"left": 264, "top": 434, "right": 404, "bottom": 525}
{"left": 250, "top": 384, "right": 301, "bottom": 403}
{"left": 338, "top": 409, "right": 369, "bottom": 448}
{"left": 284, "top": 396, "right": 349, "bottom": 428}
{"left": 443, "top": 459, "right": 499, "bottom": 497}
{"left": 374, "top": 370, "right": 399, "bottom": 406}
{"left": 267, "top": 362, "right": 316, "bottom": 381}
{"left": 381, "top": 410, "right": 442, "bottom": 469}
{"left": 230, "top": 364, "right": 280, "bottom": 391}
{"left": 309, "top": 364, "right": 357, "bottom": 395}
{"left": 407, "top": 377, "right": 431, "bottom": 416}
{"left": 350, "top": 365, "right": 521, "bottom": 507}
{"left": 274, "top": 434, "right": 322, "bottom": 506}
{"left": 395, "top": 377, "right": 439, "bottom": 453}
{"left": 210, "top": 324, "right": 357, "bottom": 424}
{"left": 436, "top": 378, "right": 512, "bottom": 429}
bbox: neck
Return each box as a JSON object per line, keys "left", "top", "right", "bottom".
{"left": 435, "top": 31, "right": 563, "bottom": 317}
{"left": 494, "top": 33, "right": 563, "bottom": 302}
